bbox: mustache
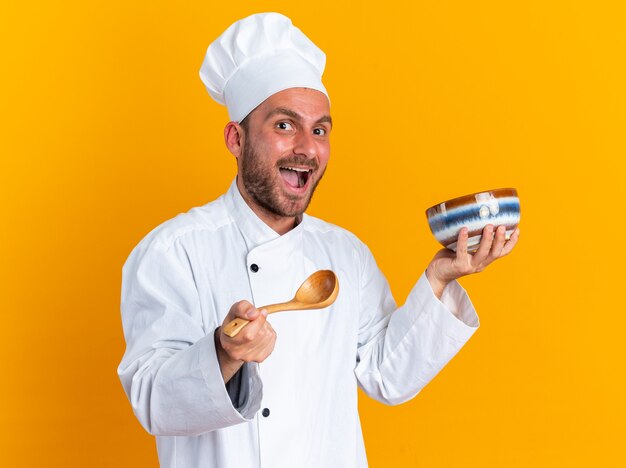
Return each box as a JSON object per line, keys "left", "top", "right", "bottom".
{"left": 276, "top": 156, "right": 318, "bottom": 171}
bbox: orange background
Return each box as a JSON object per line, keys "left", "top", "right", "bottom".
{"left": 2, "top": 1, "right": 625, "bottom": 466}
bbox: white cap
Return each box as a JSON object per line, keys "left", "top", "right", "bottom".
{"left": 199, "top": 12, "right": 328, "bottom": 123}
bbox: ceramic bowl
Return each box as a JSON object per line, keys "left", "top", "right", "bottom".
{"left": 425, "top": 188, "right": 520, "bottom": 252}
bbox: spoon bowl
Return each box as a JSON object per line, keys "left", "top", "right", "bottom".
{"left": 223, "top": 270, "right": 339, "bottom": 337}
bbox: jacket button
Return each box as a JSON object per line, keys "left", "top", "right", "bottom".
{"left": 262, "top": 408, "right": 270, "bottom": 417}
{"left": 250, "top": 264, "right": 259, "bottom": 273}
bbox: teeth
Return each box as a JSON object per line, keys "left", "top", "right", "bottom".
{"left": 282, "top": 167, "right": 310, "bottom": 172}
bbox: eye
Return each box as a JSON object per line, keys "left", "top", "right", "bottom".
{"left": 277, "top": 121, "right": 293, "bottom": 131}
{"left": 313, "top": 127, "right": 327, "bottom": 136}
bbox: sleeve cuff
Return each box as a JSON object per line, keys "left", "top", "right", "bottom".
{"left": 225, "top": 362, "right": 262, "bottom": 417}
{"left": 369, "top": 270, "right": 480, "bottom": 404}
{"left": 408, "top": 271, "right": 480, "bottom": 341}
{"left": 197, "top": 333, "right": 263, "bottom": 422}
{"left": 439, "top": 276, "right": 480, "bottom": 328}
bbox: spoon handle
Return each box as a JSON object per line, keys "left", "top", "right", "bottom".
{"left": 222, "top": 318, "right": 251, "bottom": 337}
{"left": 222, "top": 302, "right": 293, "bottom": 337}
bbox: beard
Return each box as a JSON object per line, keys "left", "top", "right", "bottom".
{"left": 240, "top": 135, "right": 325, "bottom": 218}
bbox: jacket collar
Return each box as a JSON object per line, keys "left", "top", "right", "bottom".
{"left": 224, "top": 177, "right": 306, "bottom": 251}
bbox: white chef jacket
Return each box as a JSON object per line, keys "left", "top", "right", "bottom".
{"left": 118, "top": 179, "right": 479, "bottom": 468}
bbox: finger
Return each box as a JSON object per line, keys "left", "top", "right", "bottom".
{"left": 243, "top": 305, "right": 262, "bottom": 321}
{"left": 472, "top": 224, "right": 495, "bottom": 264}
{"left": 500, "top": 227, "right": 520, "bottom": 256}
{"left": 455, "top": 227, "right": 469, "bottom": 258}
{"left": 227, "top": 300, "right": 256, "bottom": 321}
{"left": 222, "top": 302, "right": 266, "bottom": 342}
{"left": 489, "top": 225, "right": 507, "bottom": 258}
{"left": 221, "top": 301, "right": 258, "bottom": 336}
{"left": 235, "top": 308, "right": 268, "bottom": 342}
{"left": 240, "top": 321, "right": 276, "bottom": 362}
{"left": 258, "top": 322, "right": 277, "bottom": 353}
{"left": 255, "top": 333, "right": 277, "bottom": 362}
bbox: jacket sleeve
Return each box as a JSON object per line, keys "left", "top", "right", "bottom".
{"left": 354, "top": 243, "right": 479, "bottom": 405}
{"left": 117, "top": 236, "right": 262, "bottom": 436}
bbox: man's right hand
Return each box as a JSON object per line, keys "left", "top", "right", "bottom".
{"left": 214, "top": 300, "right": 277, "bottom": 383}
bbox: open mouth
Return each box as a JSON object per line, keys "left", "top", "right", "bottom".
{"left": 279, "top": 166, "right": 312, "bottom": 189}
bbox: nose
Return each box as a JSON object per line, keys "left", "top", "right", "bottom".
{"left": 292, "top": 130, "right": 318, "bottom": 160}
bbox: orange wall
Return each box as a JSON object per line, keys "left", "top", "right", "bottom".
{"left": 2, "top": 1, "right": 625, "bottom": 466}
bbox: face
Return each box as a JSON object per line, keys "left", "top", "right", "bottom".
{"left": 235, "top": 88, "right": 332, "bottom": 221}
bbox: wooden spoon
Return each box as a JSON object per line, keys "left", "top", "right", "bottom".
{"left": 222, "top": 270, "right": 339, "bottom": 337}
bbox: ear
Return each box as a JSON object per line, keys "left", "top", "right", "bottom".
{"left": 224, "top": 121, "right": 244, "bottom": 159}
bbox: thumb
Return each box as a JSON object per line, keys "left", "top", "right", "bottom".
{"left": 245, "top": 305, "right": 263, "bottom": 320}
{"left": 237, "top": 307, "right": 268, "bottom": 337}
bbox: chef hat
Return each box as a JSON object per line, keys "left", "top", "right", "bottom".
{"left": 199, "top": 12, "right": 328, "bottom": 123}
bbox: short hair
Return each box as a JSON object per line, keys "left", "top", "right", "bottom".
{"left": 239, "top": 114, "right": 251, "bottom": 132}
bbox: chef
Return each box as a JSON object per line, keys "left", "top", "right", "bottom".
{"left": 117, "top": 12, "right": 519, "bottom": 468}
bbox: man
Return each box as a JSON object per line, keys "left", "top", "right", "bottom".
{"left": 118, "top": 12, "right": 519, "bottom": 467}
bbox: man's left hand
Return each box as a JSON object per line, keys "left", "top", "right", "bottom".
{"left": 425, "top": 224, "right": 520, "bottom": 298}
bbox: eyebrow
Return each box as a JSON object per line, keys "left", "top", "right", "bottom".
{"left": 266, "top": 107, "right": 333, "bottom": 128}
